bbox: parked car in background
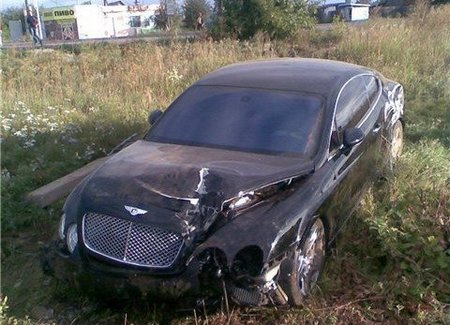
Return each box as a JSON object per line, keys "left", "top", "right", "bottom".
{"left": 44, "top": 58, "right": 404, "bottom": 306}
{"left": 318, "top": 2, "right": 371, "bottom": 23}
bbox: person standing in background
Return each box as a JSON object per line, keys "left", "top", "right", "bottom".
{"left": 26, "top": 9, "right": 42, "bottom": 47}
{"left": 196, "top": 12, "right": 204, "bottom": 30}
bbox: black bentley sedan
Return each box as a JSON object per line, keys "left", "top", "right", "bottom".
{"left": 45, "top": 58, "right": 405, "bottom": 306}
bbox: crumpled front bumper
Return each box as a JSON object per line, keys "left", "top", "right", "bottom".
{"left": 41, "top": 240, "right": 201, "bottom": 299}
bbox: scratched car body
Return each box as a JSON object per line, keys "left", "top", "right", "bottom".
{"left": 46, "top": 59, "right": 404, "bottom": 306}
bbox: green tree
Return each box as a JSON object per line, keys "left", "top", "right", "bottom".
{"left": 212, "top": 0, "right": 315, "bottom": 40}
{"left": 155, "top": 0, "right": 182, "bottom": 30}
{"left": 431, "top": 0, "right": 450, "bottom": 4}
{"left": 183, "top": 0, "right": 211, "bottom": 29}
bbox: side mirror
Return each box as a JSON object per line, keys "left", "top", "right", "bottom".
{"left": 343, "top": 127, "right": 365, "bottom": 148}
{"left": 148, "top": 109, "right": 163, "bottom": 125}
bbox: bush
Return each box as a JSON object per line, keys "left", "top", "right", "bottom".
{"left": 211, "top": 0, "right": 316, "bottom": 40}
{"left": 360, "top": 141, "right": 450, "bottom": 302}
{"left": 183, "top": 0, "right": 212, "bottom": 29}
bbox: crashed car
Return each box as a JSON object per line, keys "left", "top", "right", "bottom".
{"left": 45, "top": 58, "right": 404, "bottom": 306}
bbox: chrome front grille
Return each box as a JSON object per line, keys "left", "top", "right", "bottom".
{"left": 82, "top": 212, "right": 183, "bottom": 268}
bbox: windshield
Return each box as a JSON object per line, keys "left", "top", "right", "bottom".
{"left": 147, "top": 86, "right": 324, "bottom": 156}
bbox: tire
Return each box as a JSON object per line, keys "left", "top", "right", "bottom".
{"left": 386, "top": 120, "right": 404, "bottom": 171}
{"left": 278, "top": 218, "right": 326, "bottom": 306}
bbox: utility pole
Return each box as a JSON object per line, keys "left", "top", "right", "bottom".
{"left": 24, "top": 0, "right": 29, "bottom": 37}
{"left": 34, "top": 0, "right": 43, "bottom": 39}
{"left": 24, "top": 0, "right": 43, "bottom": 41}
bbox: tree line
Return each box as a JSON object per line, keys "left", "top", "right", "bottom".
{"left": 159, "top": 0, "right": 316, "bottom": 39}
{"left": 4, "top": 0, "right": 448, "bottom": 42}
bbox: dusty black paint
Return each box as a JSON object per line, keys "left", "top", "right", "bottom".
{"left": 45, "top": 58, "right": 404, "bottom": 306}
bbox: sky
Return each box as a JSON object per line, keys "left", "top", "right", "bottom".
{"left": 0, "top": 0, "right": 160, "bottom": 11}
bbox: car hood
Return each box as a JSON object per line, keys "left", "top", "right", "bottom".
{"left": 80, "top": 140, "right": 314, "bottom": 212}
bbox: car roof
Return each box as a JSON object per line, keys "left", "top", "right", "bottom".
{"left": 195, "top": 58, "right": 372, "bottom": 95}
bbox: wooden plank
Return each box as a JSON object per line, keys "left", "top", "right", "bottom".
{"left": 25, "top": 156, "right": 110, "bottom": 208}
{"left": 25, "top": 133, "right": 139, "bottom": 208}
{"left": 25, "top": 134, "right": 140, "bottom": 208}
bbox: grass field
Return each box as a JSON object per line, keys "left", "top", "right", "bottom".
{"left": 1, "top": 4, "right": 449, "bottom": 324}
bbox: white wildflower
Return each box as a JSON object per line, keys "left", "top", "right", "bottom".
{"left": 84, "top": 145, "right": 95, "bottom": 159}
{"left": 13, "top": 130, "right": 27, "bottom": 138}
{"left": 23, "top": 138, "right": 36, "bottom": 148}
{"left": 168, "top": 68, "right": 184, "bottom": 82}
{"left": 48, "top": 122, "right": 59, "bottom": 131}
{"left": 1, "top": 169, "right": 11, "bottom": 182}
{"left": 1, "top": 118, "right": 12, "bottom": 131}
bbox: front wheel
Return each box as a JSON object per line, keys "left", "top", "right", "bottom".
{"left": 278, "top": 218, "right": 326, "bottom": 306}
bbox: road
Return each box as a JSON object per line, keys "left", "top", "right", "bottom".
{"left": 0, "top": 31, "right": 201, "bottom": 50}
{"left": 1, "top": 21, "right": 368, "bottom": 50}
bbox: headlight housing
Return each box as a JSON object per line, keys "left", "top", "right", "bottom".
{"left": 227, "top": 191, "right": 263, "bottom": 213}
{"left": 58, "top": 213, "right": 66, "bottom": 240}
{"left": 66, "top": 223, "right": 78, "bottom": 254}
{"left": 394, "top": 85, "right": 404, "bottom": 111}
{"left": 229, "top": 193, "right": 256, "bottom": 210}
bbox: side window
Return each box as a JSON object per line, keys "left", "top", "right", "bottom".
{"left": 335, "top": 76, "right": 370, "bottom": 129}
{"left": 364, "top": 75, "right": 380, "bottom": 107}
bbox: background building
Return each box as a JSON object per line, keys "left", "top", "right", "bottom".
{"left": 42, "top": 3, "right": 159, "bottom": 41}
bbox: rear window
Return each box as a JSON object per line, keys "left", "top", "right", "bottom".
{"left": 147, "top": 86, "right": 324, "bottom": 157}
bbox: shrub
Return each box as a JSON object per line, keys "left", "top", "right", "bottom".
{"left": 211, "top": 0, "right": 315, "bottom": 40}
{"left": 183, "top": 0, "right": 212, "bottom": 29}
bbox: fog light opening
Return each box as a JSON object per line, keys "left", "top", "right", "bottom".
{"left": 232, "top": 245, "right": 264, "bottom": 281}
{"left": 66, "top": 223, "right": 78, "bottom": 253}
{"left": 58, "top": 213, "right": 66, "bottom": 240}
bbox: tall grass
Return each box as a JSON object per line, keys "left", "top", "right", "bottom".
{"left": 0, "top": 40, "right": 267, "bottom": 231}
{"left": 1, "top": 4, "right": 449, "bottom": 324}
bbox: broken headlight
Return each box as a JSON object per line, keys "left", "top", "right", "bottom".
{"left": 66, "top": 223, "right": 78, "bottom": 253}
{"left": 394, "top": 85, "right": 404, "bottom": 111}
{"left": 228, "top": 192, "right": 259, "bottom": 211}
{"left": 227, "top": 182, "right": 288, "bottom": 212}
